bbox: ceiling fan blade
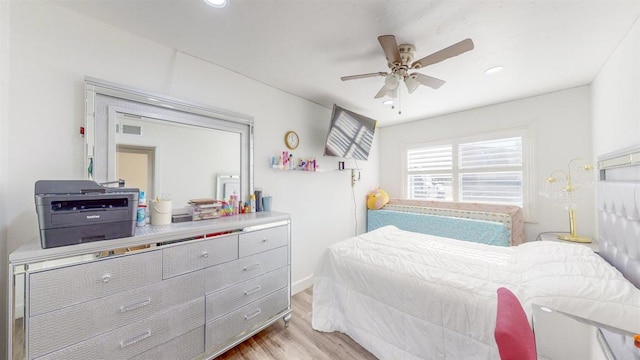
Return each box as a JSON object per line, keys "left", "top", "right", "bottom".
{"left": 374, "top": 85, "right": 388, "bottom": 99}
{"left": 411, "top": 38, "right": 474, "bottom": 69}
{"left": 374, "top": 85, "right": 397, "bottom": 99}
{"left": 341, "top": 72, "right": 387, "bottom": 81}
{"left": 412, "top": 73, "right": 446, "bottom": 89}
{"left": 378, "top": 35, "right": 402, "bottom": 65}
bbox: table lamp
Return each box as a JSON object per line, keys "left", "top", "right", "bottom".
{"left": 542, "top": 158, "right": 594, "bottom": 243}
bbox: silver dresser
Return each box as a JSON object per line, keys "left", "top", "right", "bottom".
{"left": 8, "top": 212, "right": 292, "bottom": 360}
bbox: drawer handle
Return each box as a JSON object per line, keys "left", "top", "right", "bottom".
{"left": 119, "top": 298, "right": 152, "bottom": 313}
{"left": 201, "top": 251, "right": 209, "bottom": 258}
{"left": 262, "top": 238, "right": 268, "bottom": 243}
{"left": 243, "top": 285, "right": 262, "bottom": 296}
{"left": 244, "top": 308, "right": 262, "bottom": 321}
{"left": 243, "top": 263, "right": 260, "bottom": 271}
{"left": 120, "top": 330, "right": 151, "bottom": 349}
{"left": 102, "top": 274, "right": 112, "bottom": 283}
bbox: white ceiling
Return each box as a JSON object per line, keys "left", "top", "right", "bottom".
{"left": 54, "top": 0, "right": 640, "bottom": 127}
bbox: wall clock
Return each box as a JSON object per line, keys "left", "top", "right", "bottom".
{"left": 284, "top": 130, "right": 299, "bottom": 150}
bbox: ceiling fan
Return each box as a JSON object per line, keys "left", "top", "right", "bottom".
{"left": 341, "top": 35, "right": 475, "bottom": 98}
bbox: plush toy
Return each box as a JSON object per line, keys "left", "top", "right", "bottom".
{"left": 366, "top": 187, "right": 389, "bottom": 210}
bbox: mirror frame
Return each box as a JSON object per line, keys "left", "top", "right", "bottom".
{"left": 84, "top": 77, "right": 254, "bottom": 202}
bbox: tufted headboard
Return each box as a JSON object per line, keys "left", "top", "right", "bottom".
{"left": 597, "top": 145, "right": 640, "bottom": 288}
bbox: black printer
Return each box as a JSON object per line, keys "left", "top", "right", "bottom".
{"left": 35, "top": 180, "right": 139, "bottom": 249}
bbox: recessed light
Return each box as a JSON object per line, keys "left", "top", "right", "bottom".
{"left": 203, "top": 0, "right": 228, "bottom": 8}
{"left": 485, "top": 66, "right": 504, "bottom": 75}
{"left": 383, "top": 100, "right": 394, "bottom": 106}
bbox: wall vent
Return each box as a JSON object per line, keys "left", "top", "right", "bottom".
{"left": 122, "top": 124, "right": 142, "bottom": 135}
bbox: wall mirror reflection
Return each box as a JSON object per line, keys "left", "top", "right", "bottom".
{"left": 84, "top": 78, "right": 253, "bottom": 211}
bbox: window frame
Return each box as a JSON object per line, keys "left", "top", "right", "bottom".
{"left": 402, "top": 126, "right": 536, "bottom": 222}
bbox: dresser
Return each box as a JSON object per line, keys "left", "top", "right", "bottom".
{"left": 8, "top": 212, "right": 292, "bottom": 360}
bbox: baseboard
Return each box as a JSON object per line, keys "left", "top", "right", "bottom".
{"left": 292, "top": 273, "right": 313, "bottom": 295}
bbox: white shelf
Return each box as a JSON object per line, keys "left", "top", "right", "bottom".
{"left": 270, "top": 167, "right": 324, "bottom": 172}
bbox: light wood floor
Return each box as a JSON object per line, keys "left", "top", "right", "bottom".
{"left": 216, "top": 287, "right": 377, "bottom": 360}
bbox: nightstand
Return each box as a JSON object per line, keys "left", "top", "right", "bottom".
{"left": 538, "top": 232, "right": 599, "bottom": 252}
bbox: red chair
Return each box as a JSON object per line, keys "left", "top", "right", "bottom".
{"left": 494, "top": 287, "right": 537, "bottom": 360}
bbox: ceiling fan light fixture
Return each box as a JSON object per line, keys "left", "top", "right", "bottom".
{"left": 384, "top": 73, "right": 400, "bottom": 90}
{"left": 203, "top": 0, "right": 228, "bottom": 8}
{"left": 485, "top": 65, "right": 504, "bottom": 75}
{"left": 343, "top": 34, "right": 475, "bottom": 99}
{"left": 404, "top": 76, "right": 420, "bottom": 94}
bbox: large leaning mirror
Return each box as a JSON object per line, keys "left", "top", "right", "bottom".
{"left": 84, "top": 77, "right": 253, "bottom": 211}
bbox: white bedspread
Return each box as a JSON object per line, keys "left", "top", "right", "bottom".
{"left": 312, "top": 226, "right": 640, "bottom": 360}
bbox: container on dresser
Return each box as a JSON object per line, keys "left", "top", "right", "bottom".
{"left": 8, "top": 212, "right": 292, "bottom": 360}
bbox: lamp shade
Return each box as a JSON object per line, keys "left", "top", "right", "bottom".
{"left": 384, "top": 74, "right": 400, "bottom": 90}
{"left": 405, "top": 76, "right": 420, "bottom": 93}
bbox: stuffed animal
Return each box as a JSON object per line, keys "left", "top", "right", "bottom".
{"left": 366, "top": 188, "right": 389, "bottom": 210}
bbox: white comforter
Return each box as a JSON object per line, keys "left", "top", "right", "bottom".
{"left": 312, "top": 226, "right": 640, "bottom": 360}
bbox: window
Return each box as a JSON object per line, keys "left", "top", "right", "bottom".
{"left": 406, "top": 132, "right": 527, "bottom": 207}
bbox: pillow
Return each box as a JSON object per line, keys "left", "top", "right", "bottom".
{"left": 494, "top": 287, "right": 537, "bottom": 360}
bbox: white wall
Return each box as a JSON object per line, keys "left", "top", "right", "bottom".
{"left": 592, "top": 16, "right": 640, "bottom": 157}
{"left": 0, "top": 2, "right": 9, "bottom": 357}
{"left": 0, "top": 1, "right": 380, "bottom": 354}
{"left": 378, "top": 86, "right": 594, "bottom": 242}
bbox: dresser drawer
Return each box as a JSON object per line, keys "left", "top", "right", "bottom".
{"left": 163, "top": 234, "right": 238, "bottom": 279}
{"left": 29, "top": 271, "right": 204, "bottom": 358}
{"left": 205, "top": 287, "right": 289, "bottom": 354}
{"left": 35, "top": 298, "right": 205, "bottom": 360}
{"left": 239, "top": 225, "right": 288, "bottom": 257}
{"left": 206, "top": 266, "right": 288, "bottom": 322}
{"left": 131, "top": 326, "right": 204, "bottom": 360}
{"left": 205, "top": 246, "right": 288, "bottom": 294}
{"left": 29, "top": 250, "right": 162, "bottom": 317}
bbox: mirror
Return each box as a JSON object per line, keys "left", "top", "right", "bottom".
{"left": 84, "top": 78, "right": 253, "bottom": 211}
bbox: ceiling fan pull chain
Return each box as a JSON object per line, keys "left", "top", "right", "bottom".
{"left": 398, "top": 86, "right": 402, "bottom": 115}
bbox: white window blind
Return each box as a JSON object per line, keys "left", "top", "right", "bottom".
{"left": 459, "top": 172, "right": 523, "bottom": 204}
{"left": 407, "top": 145, "right": 452, "bottom": 171}
{"left": 459, "top": 137, "right": 522, "bottom": 169}
{"left": 408, "top": 174, "right": 453, "bottom": 200}
{"left": 458, "top": 137, "right": 523, "bottom": 205}
{"left": 406, "top": 135, "right": 524, "bottom": 206}
{"left": 407, "top": 145, "right": 453, "bottom": 200}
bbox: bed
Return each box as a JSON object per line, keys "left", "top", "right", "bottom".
{"left": 312, "top": 146, "right": 640, "bottom": 359}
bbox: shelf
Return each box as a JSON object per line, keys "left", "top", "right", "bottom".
{"left": 270, "top": 167, "right": 324, "bottom": 172}
{"left": 271, "top": 166, "right": 360, "bottom": 186}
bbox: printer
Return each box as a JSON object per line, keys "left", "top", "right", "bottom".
{"left": 35, "top": 180, "right": 139, "bottom": 249}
